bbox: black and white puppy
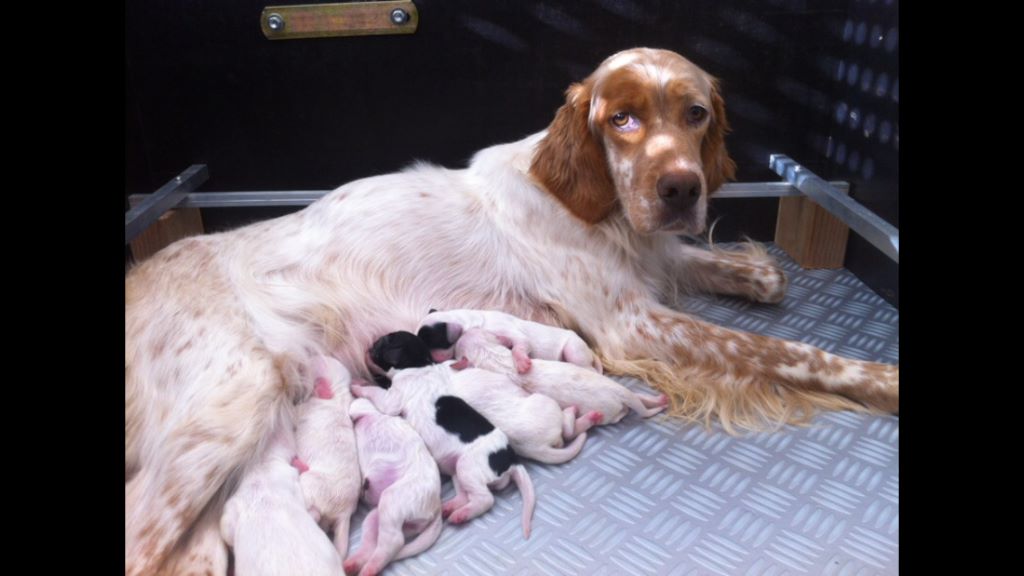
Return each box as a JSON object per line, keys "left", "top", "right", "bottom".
{"left": 417, "top": 308, "right": 602, "bottom": 373}
{"left": 355, "top": 331, "right": 536, "bottom": 538}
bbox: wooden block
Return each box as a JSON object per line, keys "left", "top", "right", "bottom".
{"left": 775, "top": 196, "right": 849, "bottom": 269}
{"left": 128, "top": 208, "right": 204, "bottom": 263}
{"left": 261, "top": 1, "right": 419, "bottom": 40}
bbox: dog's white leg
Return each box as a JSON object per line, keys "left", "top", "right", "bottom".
{"left": 356, "top": 497, "right": 408, "bottom": 576}
{"left": 344, "top": 508, "right": 380, "bottom": 576}
{"left": 446, "top": 460, "right": 496, "bottom": 526}
{"left": 441, "top": 476, "right": 469, "bottom": 519}
{"left": 672, "top": 242, "right": 788, "bottom": 303}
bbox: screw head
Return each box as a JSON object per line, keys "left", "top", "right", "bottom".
{"left": 267, "top": 13, "right": 285, "bottom": 31}
{"left": 390, "top": 8, "right": 409, "bottom": 25}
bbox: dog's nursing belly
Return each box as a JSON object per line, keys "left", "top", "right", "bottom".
{"left": 125, "top": 151, "right": 587, "bottom": 573}
{"left": 126, "top": 142, "right": 596, "bottom": 461}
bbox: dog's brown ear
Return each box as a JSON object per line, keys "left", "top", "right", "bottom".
{"left": 530, "top": 82, "right": 617, "bottom": 224}
{"left": 702, "top": 79, "right": 737, "bottom": 194}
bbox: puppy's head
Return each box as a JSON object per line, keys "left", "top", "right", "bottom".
{"left": 417, "top": 322, "right": 464, "bottom": 362}
{"left": 368, "top": 331, "right": 434, "bottom": 377}
{"left": 530, "top": 47, "right": 735, "bottom": 236}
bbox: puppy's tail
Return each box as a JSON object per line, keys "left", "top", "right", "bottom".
{"left": 527, "top": 432, "right": 587, "bottom": 464}
{"left": 394, "top": 513, "right": 443, "bottom": 561}
{"left": 511, "top": 465, "right": 536, "bottom": 539}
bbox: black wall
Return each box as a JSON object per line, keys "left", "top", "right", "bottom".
{"left": 824, "top": 0, "right": 899, "bottom": 305}
{"left": 125, "top": 0, "right": 898, "bottom": 305}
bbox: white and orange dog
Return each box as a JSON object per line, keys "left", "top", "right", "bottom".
{"left": 125, "top": 48, "right": 898, "bottom": 573}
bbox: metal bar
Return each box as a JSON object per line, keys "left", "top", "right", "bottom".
{"left": 128, "top": 181, "right": 850, "bottom": 209}
{"left": 137, "top": 190, "right": 327, "bottom": 208}
{"left": 769, "top": 154, "right": 899, "bottom": 263}
{"left": 713, "top": 181, "right": 849, "bottom": 198}
{"left": 124, "top": 165, "right": 209, "bottom": 244}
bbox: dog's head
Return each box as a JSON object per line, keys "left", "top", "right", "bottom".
{"left": 530, "top": 48, "right": 735, "bottom": 236}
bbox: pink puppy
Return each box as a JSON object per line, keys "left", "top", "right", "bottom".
{"left": 343, "top": 398, "right": 443, "bottom": 576}
{"left": 220, "top": 422, "right": 342, "bottom": 576}
{"left": 519, "top": 359, "right": 669, "bottom": 425}
{"left": 454, "top": 328, "right": 604, "bottom": 443}
{"left": 295, "top": 355, "right": 362, "bottom": 558}
{"left": 456, "top": 329, "right": 669, "bottom": 425}
{"left": 418, "top": 308, "right": 602, "bottom": 373}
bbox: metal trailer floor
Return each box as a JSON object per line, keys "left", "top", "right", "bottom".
{"left": 346, "top": 244, "right": 899, "bottom": 576}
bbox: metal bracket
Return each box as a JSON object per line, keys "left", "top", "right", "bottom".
{"left": 261, "top": 1, "right": 418, "bottom": 40}
{"left": 124, "top": 165, "right": 209, "bottom": 245}
{"left": 769, "top": 155, "right": 899, "bottom": 263}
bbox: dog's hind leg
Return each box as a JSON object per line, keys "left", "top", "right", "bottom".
{"left": 125, "top": 348, "right": 291, "bottom": 576}
{"left": 159, "top": 507, "right": 229, "bottom": 576}
{"left": 600, "top": 303, "right": 898, "bottom": 433}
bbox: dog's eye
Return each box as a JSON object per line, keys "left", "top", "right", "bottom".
{"left": 610, "top": 112, "right": 640, "bottom": 132}
{"left": 687, "top": 105, "right": 708, "bottom": 125}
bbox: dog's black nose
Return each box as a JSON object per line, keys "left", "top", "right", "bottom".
{"left": 657, "top": 172, "right": 701, "bottom": 213}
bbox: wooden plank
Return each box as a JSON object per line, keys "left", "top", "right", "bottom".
{"left": 128, "top": 208, "right": 204, "bottom": 263}
{"left": 261, "top": 1, "right": 418, "bottom": 40}
{"left": 775, "top": 196, "right": 850, "bottom": 269}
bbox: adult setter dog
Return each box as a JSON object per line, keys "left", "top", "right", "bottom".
{"left": 125, "top": 48, "right": 898, "bottom": 574}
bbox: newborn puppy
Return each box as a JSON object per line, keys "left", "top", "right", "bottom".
{"left": 457, "top": 329, "right": 669, "bottom": 425}
{"left": 453, "top": 328, "right": 603, "bottom": 444}
{"left": 343, "top": 398, "right": 443, "bottom": 576}
{"left": 220, "top": 421, "right": 342, "bottom": 576}
{"left": 417, "top": 308, "right": 602, "bottom": 373}
{"left": 356, "top": 331, "right": 536, "bottom": 538}
{"left": 296, "top": 355, "right": 362, "bottom": 558}
{"left": 367, "top": 330, "right": 440, "bottom": 387}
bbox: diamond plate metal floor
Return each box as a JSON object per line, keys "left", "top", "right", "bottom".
{"left": 348, "top": 244, "right": 899, "bottom": 575}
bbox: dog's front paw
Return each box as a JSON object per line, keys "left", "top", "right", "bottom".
{"left": 728, "top": 244, "right": 788, "bottom": 303}
{"left": 749, "top": 264, "right": 788, "bottom": 304}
